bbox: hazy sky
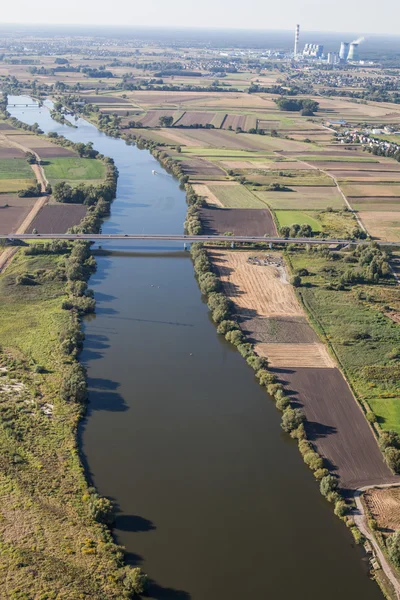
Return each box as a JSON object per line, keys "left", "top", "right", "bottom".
{"left": 2, "top": 0, "right": 400, "bottom": 35}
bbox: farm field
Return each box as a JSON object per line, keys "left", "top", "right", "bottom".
{"left": 0, "top": 158, "right": 35, "bottom": 180}
{"left": 180, "top": 158, "right": 227, "bottom": 180}
{"left": 29, "top": 205, "right": 87, "bottom": 233}
{"left": 254, "top": 186, "right": 343, "bottom": 210}
{"left": 246, "top": 170, "right": 334, "bottom": 187}
{"left": 174, "top": 111, "right": 216, "bottom": 127}
{"left": 341, "top": 183, "right": 400, "bottom": 197}
{"left": 42, "top": 157, "right": 105, "bottom": 186}
{"left": 274, "top": 210, "right": 322, "bottom": 232}
{"left": 364, "top": 488, "right": 400, "bottom": 532}
{"left": 0, "top": 205, "right": 33, "bottom": 233}
{"left": 208, "top": 250, "right": 397, "bottom": 489}
{"left": 289, "top": 251, "right": 400, "bottom": 429}
{"left": 358, "top": 212, "right": 400, "bottom": 242}
{"left": 199, "top": 207, "right": 276, "bottom": 236}
{"left": 206, "top": 184, "right": 266, "bottom": 208}
{"left": 0, "top": 178, "right": 34, "bottom": 192}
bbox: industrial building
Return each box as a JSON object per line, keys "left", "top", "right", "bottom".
{"left": 303, "top": 43, "right": 324, "bottom": 58}
{"left": 339, "top": 42, "right": 349, "bottom": 61}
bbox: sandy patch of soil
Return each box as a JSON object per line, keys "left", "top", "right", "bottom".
{"left": 192, "top": 183, "right": 223, "bottom": 207}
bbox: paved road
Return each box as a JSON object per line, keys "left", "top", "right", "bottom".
{"left": 1, "top": 233, "right": 400, "bottom": 247}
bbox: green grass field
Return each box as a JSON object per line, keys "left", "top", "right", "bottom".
{"left": 289, "top": 251, "right": 400, "bottom": 431}
{"left": 207, "top": 184, "right": 266, "bottom": 208}
{"left": 43, "top": 157, "right": 106, "bottom": 186}
{"left": 296, "top": 155, "right": 378, "bottom": 163}
{"left": 275, "top": 210, "right": 322, "bottom": 231}
{"left": 0, "top": 158, "right": 35, "bottom": 180}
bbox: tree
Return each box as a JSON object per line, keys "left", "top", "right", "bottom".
{"left": 290, "top": 274, "right": 302, "bottom": 288}
{"left": 385, "top": 447, "right": 400, "bottom": 473}
{"left": 320, "top": 475, "right": 338, "bottom": 497}
{"left": 159, "top": 115, "right": 173, "bottom": 127}
{"left": 122, "top": 567, "right": 148, "bottom": 596}
{"left": 281, "top": 408, "right": 305, "bottom": 433}
{"left": 387, "top": 532, "right": 400, "bottom": 567}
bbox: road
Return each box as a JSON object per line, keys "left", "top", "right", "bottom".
{"left": 1, "top": 233, "right": 400, "bottom": 247}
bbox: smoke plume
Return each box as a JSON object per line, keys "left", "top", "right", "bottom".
{"left": 351, "top": 37, "right": 365, "bottom": 44}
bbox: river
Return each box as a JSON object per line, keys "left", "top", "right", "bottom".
{"left": 7, "top": 96, "right": 383, "bottom": 600}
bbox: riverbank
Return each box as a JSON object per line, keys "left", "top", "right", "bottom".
{"left": 0, "top": 247, "right": 147, "bottom": 598}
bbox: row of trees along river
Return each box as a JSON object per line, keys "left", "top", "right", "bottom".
{"left": 7, "top": 95, "right": 383, "bottom": 600}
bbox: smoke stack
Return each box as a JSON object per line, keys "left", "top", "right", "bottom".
{"left": 294, "top": 24, "right": 300, "bottom": 56}
{"left": 348, "top": 42, "right": 359, "bottom": 61}
{"left": 339, "top": 42, "right": 349, "bottom": 61}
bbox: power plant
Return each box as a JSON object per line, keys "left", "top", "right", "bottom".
{"left": 339, "top": 42, "right": 349, "bottom": 61}
{"left": 339, "top": 37, "right": 364, "bottom": 62}
{"left": 294, "top": 24, "right": 300, "bottom": 56}
{"left": 348, "top": 42, "right": 359, "bottom": 61}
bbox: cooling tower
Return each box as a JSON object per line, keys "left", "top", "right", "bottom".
{"left": 348, "top": 42, "right": 359, "bottom": 61}
{"left": 339, "top": 42, "right": 349, "bottom": 60}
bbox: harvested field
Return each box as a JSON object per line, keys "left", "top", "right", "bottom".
{"left": 199, "top": 207, "right": 276, "bottom": 236}
{"left": 192, "top": 183, "right": 223, "bottom": 207}
{"left": 323, "top": 162, "right": 400, "bottom": 172}
{"left": 352, "top": 200, "right": 400, "bottom": 211}
{"left": 180, "top": 158, "right": 226, "bottom": 180}
{"left": 260, "top": 161, "right": 316, "bottom": 171}
{"left": 0, "top": 179, "right": 34, "bottom": 193}
{"left": 174, "top": 112, "right": 216, "bottom": 127}
{"left": 364, "top": 488, "right": 400, "bottom": 532}
{"left": 255, "top": 186, "right": 343, "bottom": 210}
{"left": 207, "top": 184, "right": 266, "bottom": 208}
{"left": 333, "top": 170, "right": 400, "bottom": 182}
{"left": 209, "top": 250, "right": 303, "bottom": 317}
{"left": 29, "top": 205, "right": 87, "bottom": 234}
{"left": 220, "top": 160, "right": 273, "bottom": 169}
{"left": 277, "top": 367, "right": 399, "bottom": 489}
{"left": 175, "top": 128, "right": 270, "bottom": 150}
{"left": 80, "top": 95, "right": 129, "bottom": 104}
{"left": 358, "top": 212, "right": 400, "bottom": 241}
{"left": 255, "top": 343, "right": 335, "bottom": 368}
{"left": 31, "top": 146, "right": 77, "bottom": 158}
{"left": 222, "top": 114, "right": 247, "bottom": 131}
{"left": 341, "top": 183, "right": 400, "bottom": 197}
{"left": 152, "top": 129, "right": 202, "bottom": 147}
{"left": 139, "top": 110, "right": 175, "bottom": 127}
{"left": 210, "top": 113, "right": 227, "bottom": 128}
{"left": 240, "top": 315, "right": 318, "bottom": 344}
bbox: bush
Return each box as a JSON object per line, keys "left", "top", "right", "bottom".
{"left": 246, "top": 355, "right": 267, "bottom": 372}
{"left": 379, "top": 430, "right": 400, "bottom": 451}
{"left": 384, "top": 447, "right": 400, "bottom": 473}
{"left": 303, "top": 451, "right": 324, "bottom": 471}
{"left": 198, "top": 272, "right": 219, "bottom": 294}
{"left": 122, "top": 567, "right": 148, "bottom": 596}
{"left": 256, "top": 369, "right": 276, "bottom": 386}
{"left": 334, "top": 500, "right": 348, "bottom": 518}
{"left": 281, "top": 408, "right": 305, "bottom": 433}
{"left": 276, "top": 395, "right": 290, "bottom": 411}
{"left": 350, "top": 526, "right": 365, "bottom": 545}
{"left": 366, "top": 411, "right": 377, "bottom": 424}
{"left": 225, "top": 329, "right": 244, "bottom": 346}
{"left": 217, "top": 320, "right": 239, "bottom": 335}
{"left": 298, "top": 440, "right": 313, "bottom": 456}
{"left": 314, "top": 468, "right": 329, "bottom": 480}
{"left": 60, "top": 363, "right": 87, "bottom": 404}
{"left": 237, "top": 343, "right": 253, "bottom": 358}
{"left": 88, "top": 490, "right": 115, "bottom": 525}
{"left": 320, "top": 475, "right": 338, "bottom": 498}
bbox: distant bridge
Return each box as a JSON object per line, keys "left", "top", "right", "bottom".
{"left": 1, "top": 233, "right": 399, "bottom": 247}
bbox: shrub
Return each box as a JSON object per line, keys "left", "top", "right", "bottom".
{"left": 350, "top": 526, "right": 365, "bottom": 545}
{"left": 334, "top": 500, "right": 348, "bottom": 518}
{"left": 267, "top": 383, "right": 283, "bottom": 396}
{"left": 314, "top": 468, "right": 329, "bottom": 480}
{"left": 276, "top": 395, "right": 290, "bottom": 411}
{"left": 122, "top": 567, "right": 148, "bottom": 595}
{"left": 290, "top": 423, "right": 307, "bottom": 440}
{"left": 384, "top": 447, "right": 400, "bottom": 473}
{"left": 379, "top": 430, "right": 400, "bottom": 451}
{"left": 303, "top": 451, "right": 324, "bottom": 471}
{"left": 225, "top": 329, "right": 244, "bottom": 346}
{"left": 212, "top": 305, "right": 229, "bottom": 323}
{"left": 60, "top": 363, "right": 87, "bottom": 404}
{"left": 217, "top": 320, "right": 238, "bottom": 335}
{"left": 320, "top": 475, "right": 338, "bottom": 498}
{"left": 198, "top": 272, "right": 219, "bottom": 294}
{"left": 237, "top": 343, "right": 253, "bottom": 358}
{"left": 256, "top": 369, "right": 276, "bottom": 386}
{"left": 298, "top": 440, "right": 313, "bottom": 456}
{"left": 366, "top": 411, "right": 377, "bottom": 424}
{"left": 246, "top": 355, "right": 267, "bottom": 372}
{"left": 281, "top": 408, "right": 305, "bottom": 433}
{"left": 88, "top": 490, "right": 115, "bottom": 526}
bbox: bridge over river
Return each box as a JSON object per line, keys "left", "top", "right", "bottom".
{"left": 2, "top": 233, "right": 400, "bottom": 247}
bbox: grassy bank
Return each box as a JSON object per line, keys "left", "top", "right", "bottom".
{"left": 0, "top": 247, "right": 146, "bottom": 598}
{"left": 286, "top": 247, "right": 400, "bottom": 432}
